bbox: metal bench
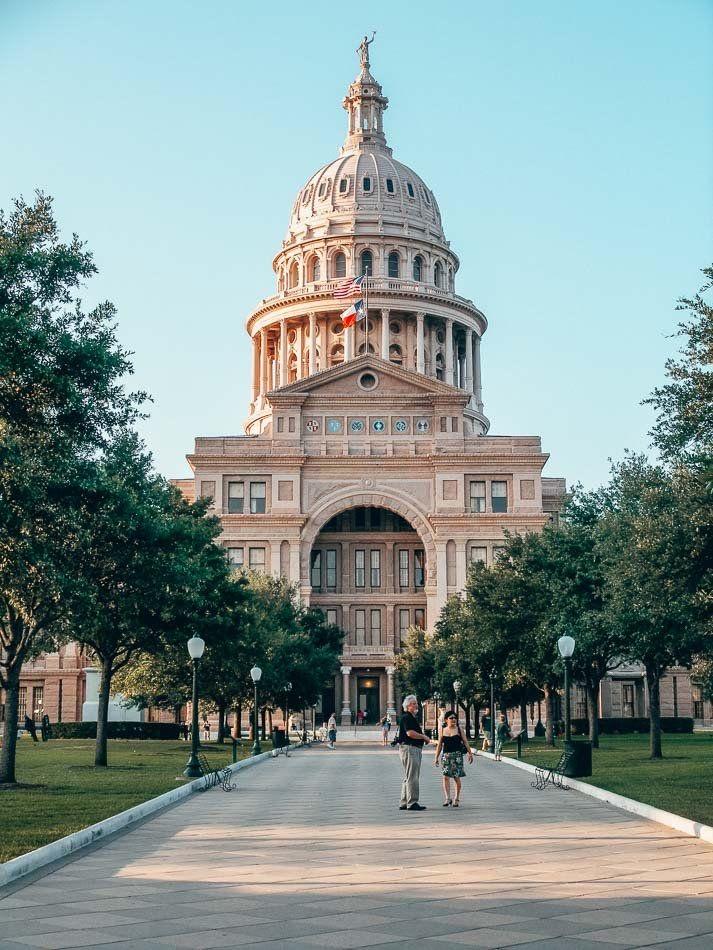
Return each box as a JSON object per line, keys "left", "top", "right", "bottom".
{"left": 531, "top": 747, "right": 574, "bottom": 790}
{"left": 197, "top": 753, "right": 236, "bottom": 792}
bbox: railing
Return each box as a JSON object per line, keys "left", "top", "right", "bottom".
{"left": 255, "top": 278, "right": 479, "bottom": 313}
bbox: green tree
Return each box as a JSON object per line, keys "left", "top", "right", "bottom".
{"left": 0, "top": 194, "right": 141, "bottom": 784}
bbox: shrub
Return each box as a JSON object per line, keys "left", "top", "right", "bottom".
{"left": 569, "top": 717, "right": 694, "bottom": 735}
{"left": 52, "top": 721, "right": 180, "bottom": 740}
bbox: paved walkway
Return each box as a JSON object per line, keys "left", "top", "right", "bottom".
{"left": 2, "top": 744, "right": 713, "bottom": 949}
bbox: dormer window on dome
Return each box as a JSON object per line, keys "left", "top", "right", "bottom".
{"left": 406, "top": 182, "right": 415, "bottom": 198}
{"left": 386, "top": 178, "right": 394, "bottom": 193}
{"left": 339, "top": 178, "right": 349, "bottom": 194}
{"left": 363, "top": 176, "right": 372, "bottom": 192}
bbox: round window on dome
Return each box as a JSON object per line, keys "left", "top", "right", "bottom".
{"left": 390, "top": 321, "right": 401, "bottom": 334}
{"left": 287, "top": 329, "right": 296, "bottom": 344}
{"left": 358, "top": 372, "right": 378, "bottom": 392}
{"left": 331, "top": 321, "right": 344, "bottom": 335}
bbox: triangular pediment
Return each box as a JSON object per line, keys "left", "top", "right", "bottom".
{"left": 268, "top": 355, "right": 465, "bottom": 401}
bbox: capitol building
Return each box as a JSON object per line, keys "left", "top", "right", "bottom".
{"left": 178, "top": 42, "right": 566, "bottom": 726}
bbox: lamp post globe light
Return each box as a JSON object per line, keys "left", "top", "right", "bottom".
{"left": 557, "top": 635, "right": 576, "bottom": 742}
{"left": 432, "top": 690, "right": 441, "bottom": 740}
{"left": 250, "top": 665, "right": 262, "bottom": 756}
{"left": 183, "top": 635, "right": 206, "bottom": 778}
{"left": 452, "top": 680, "right": 462, "bottom": 726}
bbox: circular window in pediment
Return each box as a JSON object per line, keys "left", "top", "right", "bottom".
{"left": 358, "top": 371, "right": 378, "bottom": 391}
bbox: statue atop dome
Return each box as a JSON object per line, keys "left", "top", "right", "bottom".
{"left": 357, "top": 31, "right": 376, "bottom": 69}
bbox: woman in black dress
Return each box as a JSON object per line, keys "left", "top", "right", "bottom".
{"left": 434, "top": 711, "right": 473, "bottom": 807}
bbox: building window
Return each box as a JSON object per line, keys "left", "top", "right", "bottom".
{"left": 370, "top": 549, "right": 381, "bottom": 587}
{"left": 334, "top": 252, "right": 346, "bottom": 278}
{"left": 355, "top": 508, "right": 366, "bottom": 530}
{"left": 18, "top": 686, "right": 27, "bottom": 720}
{"left": 414, "top": 608, "right": 425, "bottom": 630}
{"left": 414, "top": 550, "right": 425, "bottom": 587}
{"left": 370, "top": 609, "right": 381, "bottom": 645}
{"left": 693, "top": 686, "right": 705, "bottom": 719}
{"left": 434, "top": 261, "right": 443, "bottom": 288}
{"left": 227, "top": 481, "right": 244, "bottom": 513}
{"left": 355, "top": 609, "right": 366, "bottom": 645}
{"left": 227, "top": 547, "right": 244, "bottom": 568}
{"left": 492, "top": 545, "right": 507, "bottom": 563}
{"left": 623, "top": 683, "right": 635, "bottom": 718}
{"left": 362, "top": 176, "right": 372, "bottom": 192}
{"left": 470, "top": 546, "right": 487, "bottom": 565}
{"left": 398, "top": 609, "right": 409, "bottom": 646}
{"left": 32, "top": 686, "right": 44, "bottom": 715}
{"left": 249, "top": 547, "right": 265, "bottom": 571}
{"left": 339, "top": 178, "right": 348, "bottom": 194}
{"left": 325, "top": 549, "right": 337, "bottom": 589}
{"left": 413, "top": 255, "right": 423, "bottom": 281}
{"left": 386, "top": 178, "right": 394, "bottom": 193}
{"left": 407, "top": 182, "right": 415, "bottom": 198}
{"left": 388, "top": 252, "right": 400, "bottom": 278}
{"left": 311, "top": 550, "right": 322, "bottom": 588}
{"left": 360, "top": 250, "right": 373, "bottom": 276}
{"left": 491, "top": 481, "right": 508, "bottom": 513}
{"left": 398, "top": 549, "right": 409, "bottom": 588}
{"left": 470, "top": 480, "right": 486, "bottom": 513}
{"left": 355, "top": 549, "right": 365, "bottom": 588}
{"left": 326, "top": 608, "right": 337, "bottom": 626}
{"left": 250, "top": 481, "right": 266, "bottom": 514}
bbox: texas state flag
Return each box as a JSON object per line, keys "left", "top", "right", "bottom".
{"left": 340, "top": 298, "right": 365, "bottom": 328}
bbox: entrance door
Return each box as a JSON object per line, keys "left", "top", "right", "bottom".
{"left": 357, "top": 677, "right": 380, "bottom": 725}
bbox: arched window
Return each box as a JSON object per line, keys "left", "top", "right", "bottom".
{"left": 334, "top": 252, "right": 346, "bottom": 279}
{"left": 357, "top": 342, "right": 375, "bottom": 355}
{"left": 288, "top": 353, "right": 297, "bottom": 383}
{"left": 435, "top": 352, "right": 445, "bottom": 381}
{"left": 389, "top": 343, "right": 403, "bottom": 366}
{"left": 412, "top": 255, "right": 423, "bottom": 281}
{"left": 360, "top": 250, "right": 373, "bottom": 276}
{"left": 308, "top": 257, "right": 321, "bottom": 282}
{"left": 330, "top": 343, "right": 344, "bottom": 367}
{"left": 388, "top": 252, "right": 400, "bottom": 279}
{"left": 289, "top": 261, "right": 299, "bottom": 289}
{"left": 448, "top": 267, "right": 454, "bottom": 291}
{"left": 434, "top": 261, "right": 443, "bottom": 288}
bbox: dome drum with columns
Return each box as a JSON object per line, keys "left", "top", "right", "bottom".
{"left": 244, "top": 47, "right": 487, "bottom": 437}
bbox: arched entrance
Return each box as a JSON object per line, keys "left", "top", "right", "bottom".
{"left": 304, "top": 501, "right": 431, "bottom": 727}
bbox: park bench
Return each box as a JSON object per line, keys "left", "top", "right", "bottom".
{"left": 197, "top": 752, "right": 236, "bottom": 792}
{"left": 531, "top": 746, "right": 574, "bottom": 791}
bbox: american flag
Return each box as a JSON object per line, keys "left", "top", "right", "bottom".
{"left": 334, "top": 275, "right": 365, "bottom": 299}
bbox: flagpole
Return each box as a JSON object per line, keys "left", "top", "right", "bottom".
{"left": 364, "top": 272, "right": 369, "bottom": 356}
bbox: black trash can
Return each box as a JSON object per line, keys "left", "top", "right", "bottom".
{"left": 272, "top": 727, "right": 287, "bottom": 749}
{"left": 563, "top": 739, "right": 592, "bottom": 777}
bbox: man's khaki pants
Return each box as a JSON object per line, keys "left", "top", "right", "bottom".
{"left": 399, "top": 744, "right": 422, "bottom": 807}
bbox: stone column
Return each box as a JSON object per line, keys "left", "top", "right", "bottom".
{"left": 416, "top": 311, "right": 425, "bottom": 374}
{"left": 251, "top": 334, "right": 260, "bottom": 402}
{"left": 259, "top": 328, "right": 268, "bottom": 397}
{"left": 465, "top": 327, "right": 474, "bottom": 395}
{"left": 309, "top": 312, "right": 317, "bottom": 375}
{"left": 381, "top": 308, "right": 390, "bottom": 359}
{"left": 445, "top": 318, "right": 454, "bottom": 385}
{"left": 386, "top": 666, "right": 397, "bottom": 720}
{"left": 429, "top": 320, "right": 438, "bottom": 377}
{"left": 279, "top": 319, "right": 288, "bottom": 387}
{"left": 289, "top": 540, "right": 301, "bottom": 584}
{"left": 270, "top": 544, "right": 281, "bottom": 577}
{"left": 296, "top": 322, "right": 304, "bottom": 380}
{"left": 344, "top": 323, "right": 353, "bottom": 361}
{"left": 340, "top": 666, "right": 352, "bottom": 725}
{"left": 474, "top": 334, "right": 483, "bottom": 410}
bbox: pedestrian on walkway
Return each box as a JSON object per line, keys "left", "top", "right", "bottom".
{"left": 480, "top": 708, "right": 491, "bottom": 751}
{"left": 434, "top": 710, "right": 473, "bottom": 806}
{"left": 380, "top": 715, "right": 391, "bottom": 746}
{"left": 24, "top": 714, "right": 38, "bottom": 742}
{"left": 327, "top": 713, "right": 337, "bottom": 749}
{"left": 203, "top": 717, "right": 211, "bottom": 742}
{"left": 494, "top": 713, "right": 511, "bottom": 761}
{"left": 398, "top": 695, "right": 432, "bottom": 811}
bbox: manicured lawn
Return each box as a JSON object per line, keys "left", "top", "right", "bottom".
{"left": 513, "top": 732, "right": 713, "bottom": 826}
{"left": 0, "top": 737, "right": 268, "bottom": 863}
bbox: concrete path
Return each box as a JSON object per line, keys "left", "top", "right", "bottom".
{"left": 2, "top": 743, "right": 713, "bottom": 949}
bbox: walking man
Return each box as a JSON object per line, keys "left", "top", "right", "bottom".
{"left": 398, "top": 695, "right": 432, "bottom": 811}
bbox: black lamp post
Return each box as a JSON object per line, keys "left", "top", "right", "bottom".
{"left": 558, "top": 635, "right": 575, "bottom": 742}
{"left": 284, "top": 681, "right": 291, "bottom": 742}
{"left": 453, "top": 679, "right": 461, "bottom": 723}
{"left": 250, "top": 665, "right": 262, "bottom": 756}
{"left": 490, "top": 668, "right": 496, "bottom": 752}
{"left": 312, "top": 703, "right": 317, "bottom": 740}
{"left": 183, "top": 634, "right": 206, "bottom": 777}
{"left": 432, "top": 690, "right": 441, "bottom": 740}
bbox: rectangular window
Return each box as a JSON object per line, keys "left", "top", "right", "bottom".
{"left": 622, "top": 684, "right": 635, "bottom": 718}
{"left": 414, "top": 608, "right": 425, "bottom": 630}
{"left": 18, "top": 687, "right": 27, "bottom": 720}
{"left": 227, "top": 482, "right": 244, "bottom": 513}
{"left": 355, "top": 549, "right": 365, "bottom": 588}
{"left": 492, "top": 545, "right": 507, "bottom": 562}
{"left": 370, "top": 609, "right": 381, "bottom": 645}
{"left": 325, "top": 549, "right": 337, "bottom": 589}
{"left": 326, "top": 608, "right": 337, "bottom": 626}
{"left": 398, "top": 608, "right": 409, "bottom": 646}
{"left": 469, "top": 480, "right": 486, "bottom": 513}
{"left": 398, "top": 550, "right": 409, "bottom": 587}
{"left": 310, "top": 550, "right": 322, "bottom": 588}
{"left": 250, "top": 481, "right": 266, "bottom": 514}
{"left": 470, "top": 546, "right": 487, "bottom": 565}
{"left": 414, "top": 550, "right": 425, "bottom": 588}
{"left": 386, "top": 178, "right": 394, "bottom": 193}
{"left": 32, "top": 685, "right": 44, "bottom": 715}
{"left": 355, "top": 609, "right": 366, "bottom": 645}
{"left": 370, "top": 550, "right": 381, "bottom": 588}
{"left": 491, "top": 481, "right": 508, "bottom": 513}
{"left": 248, "top": 547, "right": 265, "bottom": 571}
{"left": 227, "top": 547, "right": 244, "bottom": 568}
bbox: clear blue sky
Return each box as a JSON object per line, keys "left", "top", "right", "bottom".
{"left": 2, "top": 1, "right": 711, "bottom": 489}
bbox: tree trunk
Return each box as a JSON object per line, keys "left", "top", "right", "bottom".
{"left": 544, "top": 684, "right": 556, "bottom": 746}
{"left": 586, "top": 679, "right": 600, "bottom": 749}
{"left": 216, "top": 702, "right": 226, "bottom": 744}
{"left": 646, "top": 664, "right": 663, "bottom": 759}
{"left": 94, "top": 657, "right": 113, "bottom": 767}
{"left": 519, "top": 700, "right": 529, "bottom": 742}
{"left": 236, "top": 703, "right": 242, "bottom": 738}
{"left": 260, "top": 707, "right": 266, "bottom": 740}
{"left": 472, "top": 703, "right": 480, "bottom": 742}
{"left": 463, "top": 702, "right": 471, "bottom": 739}
{"left": 0, "top": 662, "right": 22, "bottom": 784}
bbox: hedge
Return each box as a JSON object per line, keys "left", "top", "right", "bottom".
{"left": 570, "top": 717, "right": 694, "bottom": 735}
{"left": 51, "top": 721, "right": 181, "bottom": 740}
